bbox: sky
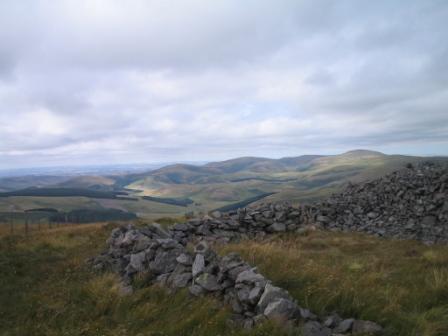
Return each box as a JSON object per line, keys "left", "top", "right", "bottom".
{"left": 0, "top": 0, "right": 447, "bottom": 169}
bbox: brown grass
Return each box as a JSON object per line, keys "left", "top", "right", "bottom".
{"left": 2, "top": 222, "right": 448, "bottom": 335}
{"left": 218, "top": 230, "right": 448, "bottom": 336}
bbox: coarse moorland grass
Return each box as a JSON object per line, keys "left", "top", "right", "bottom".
{"left": 1, "top": 224, "right": 448, "bottom": 336}
{"left": 0, "top": 223, "right": 297, "bottom": 336}
{"left": 219, "top": 230, "right": 448, "bottom": 336}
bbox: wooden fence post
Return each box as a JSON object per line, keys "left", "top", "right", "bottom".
{"left": 25, "top": 218, "right": 29, "bottom": 236}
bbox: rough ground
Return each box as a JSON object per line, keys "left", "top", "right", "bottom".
{"left": 90, "top": 163, "right": 448, "bottom": 335}
{"left": 1, "top": 224, "right": 448, "bottom": 336}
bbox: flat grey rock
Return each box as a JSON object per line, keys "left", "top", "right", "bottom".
{"left": 302, "top": 321, "right": 331, "bottom": 336}
{"left": 176, "top": 253, "right": 192, "bottom": 265}
{"left": 189, "top": 284, "right": 204, "bottom": 296}
{"left": 195, "top": 273, "right": 221, "bottom": 292}
{"left": 263, "top": 298, "right": 299, "bottom": 321}
{"left": 257, "top": 283, "right": 290, "bottom": 313}
{"left": 235, "top": 269, "right": 265, "bottom": 284}
{"left": 128, "top": 251, "right": 146, "bottom": 272}
{"left": 352, "top": 320, "right": 384, "bottom": 335}
{"left": 192, "top": 254, "right": 205, "bottom": 277}
{"left": 334, "top": 318, "right": 354, "bottom": 333}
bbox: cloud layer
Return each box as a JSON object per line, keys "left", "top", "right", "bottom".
{"left": 1, "top": 0, "right": 447, "bottom": 168}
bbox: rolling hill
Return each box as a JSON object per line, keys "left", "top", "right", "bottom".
{"left": 0, "top": 175, "right": 71, "bottom": 192}
{"left": 125, "top": 150, "right": 434, "bottom": 210}
{"left": 1, "top": 150, "right": 446, "bottom": 220}
{"left": 53, "top": 175, "right": 117, "bottom": 191}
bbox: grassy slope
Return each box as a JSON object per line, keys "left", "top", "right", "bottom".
{"left": 0, "top": 224, "right": 296, "bottom": 336}
{"left": 0, "top": 196, "right": 189, "bottom": 220}
{"left": 1, "top": 225, "right": 447, "bottom": 336}
{"left": 0, "top": 196, "right": 100, "bottom": 212}
{"left": 126, "top": 152, "right": 426, "bottom": 209}
{"left": 0, "top": 175, "right": 72, "bottom": 192}
{"left": 54, "top": 175, "right": 116, "bottom": 190}
{"left": 263, "top": 154, "right": 423, "bottom": 205}
{"left": 220, "top": 231, "right": 448, "bottom": 336}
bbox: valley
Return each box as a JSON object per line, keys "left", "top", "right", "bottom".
{"left": 0, "top": 150, "right": 438, "bottom": 228}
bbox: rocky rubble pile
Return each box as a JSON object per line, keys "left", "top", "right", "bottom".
{"left": 92, "top": 224, "right": 383, "bottom": 335}
{"left": 169, "top": 202, "right": 308, "bottom": 244}
{"left": 168, "top": 162, "right": 448, "bottom": 244}
{"left": 313, "top": 162, "right": 448, "bottom": 243}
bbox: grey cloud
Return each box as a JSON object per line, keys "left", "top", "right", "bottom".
{"left": 0, "top": 0, "right": 447, "bottom": 169}
{"left": 0, "top": 53, "right": 16, "bottom": 79}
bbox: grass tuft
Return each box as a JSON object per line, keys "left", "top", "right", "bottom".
{"left": 218, "top": 231, "right": 448, "bottom": 336}
{"left": 1, "top": 225, "right": 448, "bottom": 335}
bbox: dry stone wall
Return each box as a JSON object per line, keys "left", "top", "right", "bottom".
{"left": 92, "top": 162, "right": 448, "bottom": 335}
{"left": 92, "top": 224, "right": 383, "bottom": 335}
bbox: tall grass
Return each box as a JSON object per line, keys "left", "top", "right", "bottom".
{"left": 219, "top": 231, "right": 448, "bottom": 336}
{"left": 0, "top": 223, "right": 296, "bottom": 336}
{"left": 1, "top": 224, "right": 448, "bottom": 335}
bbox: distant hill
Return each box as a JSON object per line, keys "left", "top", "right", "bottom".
{"left": 125, "top": 150, "right": 439, "bottom": 210}
{"left": 0, "top": 175, "right": 71, "bottom": 192}
{"left": 338, "top": 149, "right": 385, "bottom": 157}
{"left": 205, "top": 156, "right": 282, "bottom": 173}
{"left": 149, "top": 164, "right": 215, "bottom": 184}
{"left": 53, "top": 175, "right": 117, "bottom": 191}
{"left": 146, "top": 154, "right": 324, "bottom": 185}
{"left": 1, "top": 150, "right": 447, "bottom": 217}
{"left": 0, "top": 187, "right": 127, "bottom": 199}
{"left": 141, "top": 150, "right": 410, "bottom": 184}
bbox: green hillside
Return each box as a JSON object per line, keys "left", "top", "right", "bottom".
{"left": 0, "top": 187, "right": 126, "bottom": 199}
{"left": 1, "top": 150, "right": 446, "bottom": 220}
{"left": 125, "top": 150, "right": 429, "bottom": 210}
{"left": 0, "top": 175, "right": 71, "bottom": 192}
{"left": 53, "top": 175, "right": 117, "bottom": 191}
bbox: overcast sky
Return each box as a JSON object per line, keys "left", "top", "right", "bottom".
{"left": 0, "top": 0, "right": 447, "bottom": 168}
